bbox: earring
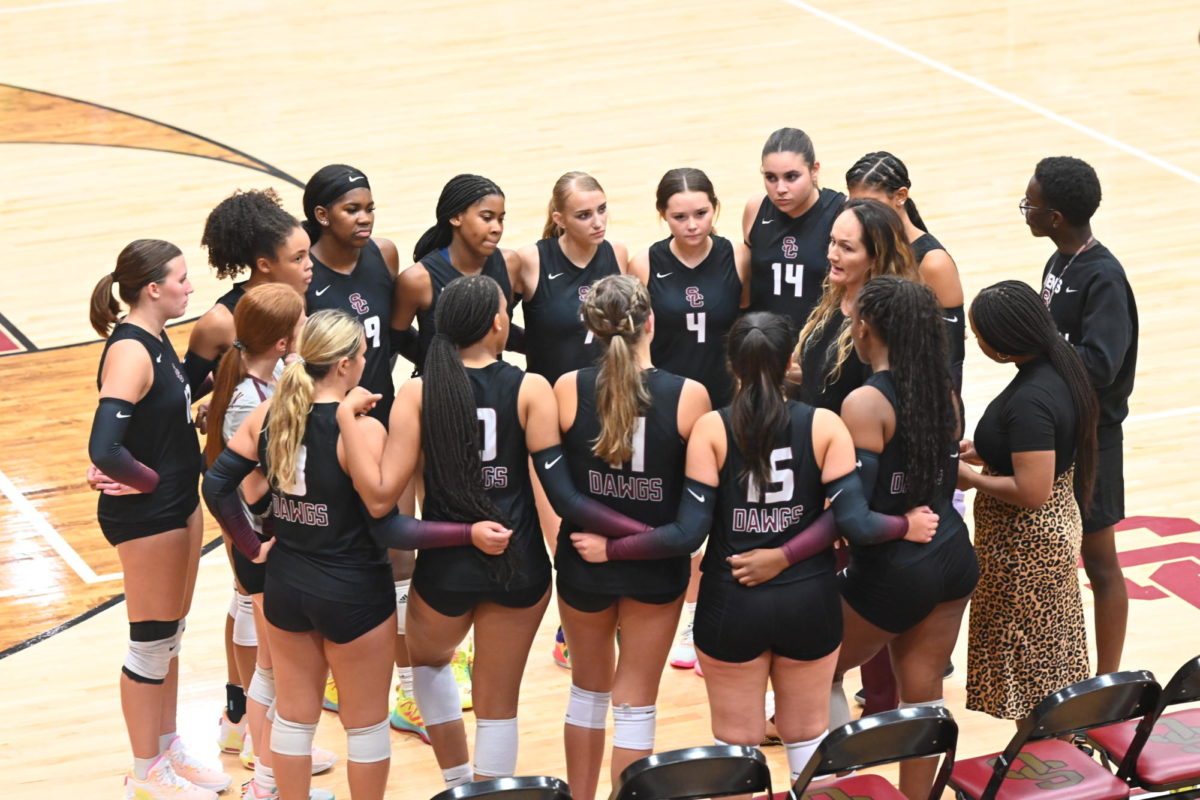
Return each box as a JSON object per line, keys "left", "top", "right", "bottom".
{"left": 320, "top": 220, "right": 329, "bottom": 226}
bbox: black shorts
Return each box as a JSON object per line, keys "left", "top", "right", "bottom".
{"left": 1081, "top": 440, "right": 1124, "bottom": 534}
{"left": 231, "top": 544, "right": 266, "bottom": 595}
{"left": 556, "top": 575, "right": 684, "bottom": 613}
{"left": 263, "top": 576, "right": 394, "bottom": 644}
{"left": 99, "top": 490, "right": 199, "bottom": 546}
{"left": 694, "top": 571, "right": 842, "bottom": 663}
{"left": 417, "top": 574, "right": 550, "bottom": 617}
{"left": 840, "top": 531, "right": 978, "bottom": 634}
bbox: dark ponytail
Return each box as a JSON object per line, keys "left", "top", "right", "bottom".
{"left": 414, "top": 174, "right": 504, "bottom": 262}
{"left": 970, "top": 280, "right": 1098, "bottom": 505}
{"left": 727, "top": 312, "right": 795, "bottom": 493}
{"left": 202, "top": 188, "right": 301, "bottom": 279}
{"left": 301, "top": 164, "right": 370, "bottom": 243}
{"left": 761, "top": 127, "right": 816, "bottom": 167}
{"left": 90, "top": 239, "right": 182, "bottom": 337}
{"left": 845, "top": 151, "right": 929, "bottom": 233}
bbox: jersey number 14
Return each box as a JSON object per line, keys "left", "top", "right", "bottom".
{"left": 771, "top": 263, "right": 804, "bottom": 297}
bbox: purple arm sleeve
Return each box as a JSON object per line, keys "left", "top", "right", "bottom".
{"left": 604, "top": 479, "right": 716, "bottom": 561}
{"left": 368, "top": 511, "right": 472, "bottom": 550}
{"left": 202, "top": 449, "right": 263, "bottom": 560}
{"left": 778, "top": 509, "right": 839, "bottom": 565}
{"left": 88, "top": 397, "right": 160, "bottom": 493}
{"left": 533, "top": 446, "right": 651, "bottom": 537}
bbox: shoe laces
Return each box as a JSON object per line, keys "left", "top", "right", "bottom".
{"left": 678, "top": 623, "right": 694, "bottom": 646}
{"left": 153, "top": 758, "right": 196, "bottom": 790}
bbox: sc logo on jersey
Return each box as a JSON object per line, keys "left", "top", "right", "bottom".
{"left": 685, "top": 287, "right": 704, "bottom": 308}
{"left": 782, "top": 236, "right": 799, "bottom": 260}
{"left": 349, "top": 292, "right": 370, "bottom": 315}
{"left": 578, "top": 285, "right": 592, "bottom": 303}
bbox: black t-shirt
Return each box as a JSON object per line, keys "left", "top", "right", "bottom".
{"left": 258, "top": 403, "right": 392, "bottom": 604}
{"left": 648, "top": 236, "right": 742, "bottom": 408}
{"left": 414, "top": 248, "right": 514, "bottom": 376}
{"left": 1040, "top": 243, "right": 1137, "bottom": 447}
{"left": 523, "top": 239, "right": 619, "bottom": 384}
{"left": 747, "top": 188, "right": 844, "bottom": 330}
{"left": 912, "top": 232, "right": 965, "bottom": 394}
{"left": 703, "top": 401, "right": 833, "bottom": 583}
{"left": 555, "top": 367, "right": 689, "bottom": 596}
{"left": 974, "top": 357, "right": 1078, "bottom": 477}
{"left": 418, "top": 361, "right": 549, "bottom": 592}
{"left": 797, "top": 309, "right": 870, "bottom": 411}
{"left": 96, "top": 324, "right": 202, "bottom": 526}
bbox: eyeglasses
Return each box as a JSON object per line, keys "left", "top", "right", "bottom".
{"left": 1018, "top": 199, "right": 1056, "bottom": 218}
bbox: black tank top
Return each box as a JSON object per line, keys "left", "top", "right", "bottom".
{"left": 215, "top": 281, "right": 248, "bottom": 314}
{"left": 414, "top": 248, "right": 514, "bottom": 375}
{"left": 747, "top": 189, "right": 844, "bottom": 330}
{"left": 911, "top": 232, "right": 965, "bottom": 393}
{"left": 523, "top": 239, "right": 620, "bottom": 384}
{"left": 704, "top": 401, "right": 833, "bottom": 583}
{"left": 648, "top": 236, "right": 742, "bottom": 408}
{"left": 853, "top": 371, "right": 965, "bottom": 567}
{"left": 305, "top": 240, "right": 395, "bottom": 422}
{"left": 798, "top": 310, "right": 870, "bottom": 411}
{"left": 96, "top": 324, "right": 202, "bottom": 525}
{"left": 417, "top": 361, "right": 550, "bottom": 592}
{"left": 258, "top": 403, "right": 392, "bottom": 603}
{"left": 555, "top": 367, "right": 689, "bottom": 597}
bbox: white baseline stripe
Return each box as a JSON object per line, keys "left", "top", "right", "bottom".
{"left": 781, "top": 0, "right": 1200, "bottom": 188}
{"left": 0, "top": 0, "right": 120, "bottom": 13}
{"left": 1126, "top": 405, "right": 1200, "bottom": 424}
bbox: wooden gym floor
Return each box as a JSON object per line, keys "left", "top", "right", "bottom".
{"left": 2, "top": 0, "right": 1199, "bottom": 797}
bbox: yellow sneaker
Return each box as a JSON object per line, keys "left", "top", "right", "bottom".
{"left": 322, "top": 675, "right": 338, "bottom": 712}
{"left": 390, "top": 684, "right": 431, "bottom": 743}
{"left": 451, "top": 644, "right": 473, "bottom": 711}
{"left": 217, "top": 710, "right": 247, "bottom": 754}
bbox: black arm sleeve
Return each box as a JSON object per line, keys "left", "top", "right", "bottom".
{"left": 826, "top": 471, "right": 909, "bottom": 546}
{"left": 856, "top": 447, "right": 881, "bottom": 493}
{"left": 368, "top": 510, "right": 472, "bottom": 551}
{"left": 505, "top": 322, "right": 526, "bottom": 354}
{"left": 183, "top": 349, "right": 217, "bottom": 400}
{"left": 604, "top": 479, "right": 716, "bottom": 561}
{"left": 389, "top": 327, "right": 421, "bottom": 366}
{"left": 88, "top": 398, "right": 160, "bottom": 493}
{"left": 532, "top": 446, "right": 650, "bottom": 537}
{"left": 202, "top": 449, "right": 263, "bottom": 560}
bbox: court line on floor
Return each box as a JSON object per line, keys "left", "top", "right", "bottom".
{"left": 781, "top": 0, "right": 1200, "bottom": 188}
{"left": 0, "top": 0, "right": 120, "bottom": 13}
{"left": 1127, "top": 405, "right": 1200, "bottom": 424}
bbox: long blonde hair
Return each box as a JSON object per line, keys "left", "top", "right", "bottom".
{"left": 581, "top": 275, "right": 652, "bottom": 466}
{"left": 797, "top": 198, "right": 918, "bottom": 390}
{"left": 265, "top": 309, "right": 363, "bottom": 493}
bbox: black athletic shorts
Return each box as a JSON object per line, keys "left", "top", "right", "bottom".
{"left": 1082, "top": 439, "right": 1124, "bottom": 534}
{"left": 100, "top": 491, "right": 199, "bottom": 546}
{"left": 416, "top": 574, "right": 550, "bottom": 618}
{"left": 556, "top": 575, "right": 684, "bottom": 613}
{"left": 231, "top": 544, "right": 266, "bottom": 596}
{"left": 694, "top": 571, "right": 842, "bottom": 663}
{"left": 263, "top": 576, "right": 394, "bottom": 644}
{"left": 840, "top": 531, "right": 978, "bottom": 634}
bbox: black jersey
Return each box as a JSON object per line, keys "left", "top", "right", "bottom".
{"left": 648, "top": 236, "right": 742, "bottom": 408}
{"left": 215, "top": 281, "right": 248, "bottom": 315}
{"left": 306, "top": 240, "right": 395, "bottom": 422}
{"left": 418, "top": 361, "right": 549, "bottom": 592}
{"left": 1040, "top": 243, "right": 1137, "bottom": 447}
{"left": 975, "top": 356, "right": 1078, "bottom": 478}
{"left": 523, "top": 239, "right": 619, "bottom": 384}
{"left": 96, "top": 324, "right": 202, "bottom": 528}
{"left": 258, "top": 403, "right": 392, "bottom": 604}
{"left": 703, "top": 401, "right": 833, "bottom": 583}
{"left": 556, "top": 367, "right": 690, "bottom": 597}
{"left": 797, "top": 310, "right": 870, "bottom": 412}
{"left": 414, "top": 248, "right": 514, "bottom": 376}
{"left": 912, "top": 232, "right": 965, "bottom": 393}
{"left": 747, "top": 189, "right": 844, "bottom": 330}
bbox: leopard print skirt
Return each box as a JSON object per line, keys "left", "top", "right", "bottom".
{"left": 966, "top": 467, "right": 1090, "bottom": 720}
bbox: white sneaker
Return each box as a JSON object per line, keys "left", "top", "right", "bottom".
{"left": 669, "top": 623, "right": 696, "bottom": 668}
{"left": 125, "top": 754, "right": 219, "bottom": 800}
{"left": 240, "top": 732, "right": 338, "bottom": 775}
{"left": 241, "top": 778, "right": 336, "bottom": 799}
{"left": 164, "top": 734, "right": 233, "bottom": 792}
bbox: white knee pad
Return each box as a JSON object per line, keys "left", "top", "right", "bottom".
{"left": 395, "top": 580, "right": 410, "bottom": 635}
{"left": 271, "top": 714, "right": 317, "bottom": 757}
{"left": 247, "top": 665, "right": 275, "bottom": 707}
{"left": 785, "top": 732, "right": 826, "bottom": 783}
{"left": 345, "top": 719, "right": 390, "bottom": 764}
{"left": 713, "top": 737, "right": 730, "bottom": 746}
{"left": 413, "top": 664, "right": 462, "bottom": 726}
{"left": 232, "top": 592, "right": 257, "bottom": 647}
{"left": 898, "top": 697, "right": 946, "bottom": 709}
{"left": 474, "top": 717, "right": 519, "bottom": 778}
{"left": 228, "top": 590, "right": 239, "bottom": 619}
{"left": 123, "top": 620, "right": 180, "bottom": 684}
{"left": 564, "top": 685, "right": 610, "bottom": 730}
{"left": 266, "top": 701, "right": 276, "bottom": 722}
{"left": 171, "top": 617, "right": 186, "bottom": 658}
{"left": 612, "top": 703, "right": 656, "bottom": 751}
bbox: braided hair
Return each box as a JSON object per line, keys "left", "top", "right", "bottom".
{"left": 845, "top": 151, "right": 929, "bottom": 233}
{"left": 414, "top": 174, "right": 505, "bottom": 262}
{"left": 970, "top": 280, "right": 1098, "bottom": 505}
{"left": 727, "top": 312, "right": 795, "bottom": 493}
{"left": 855, "top": 276, "right": 956, "bottom": 505}
{"left": 201, "top": 188, "right": 301, "bottom": 279}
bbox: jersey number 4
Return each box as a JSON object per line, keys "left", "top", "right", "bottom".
{"left": 771, "top": 263, "right": 804, "bottom": 297}
{"left": 745, "top": 447, "right": 793, "bottom": 503}
{"left": 686, "top": 312, "right": 707, "bottom": 344}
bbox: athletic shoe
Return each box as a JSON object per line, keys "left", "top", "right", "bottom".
{"left": 125, "top": 754, "right": 218, "bottom": 800}
{"left": 240, "top": 778, "right": 336, "bottom": 800}
{"left": 164, "top": 735, "right": 232, "bottom": 792}
{"left": 239, "top": 732, "right": 338, "bottom": 774}
{"left": 693, "top": 660, "right": 704, "bottom": 678}
{"left": 668, "top": 621, "right": 696, "bottom": 669}
{"left": 218, "top": 711, "right": 247, "bottom": 754}
{"left": 452, "top": 644, "right": 473, "bottom": 711}
{"left": 390, "top": 684, "right": 431, "bottom": 744}
{"left": 322, "top": 675, "right": 339, "bottom": 712}
{"left": 552, "top": 626, "right": 570, "bottom": 670}
{"left": 239, "top": 732, "right": 254, "bottom": 770}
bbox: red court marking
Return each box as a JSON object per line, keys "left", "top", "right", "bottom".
{"left": 0, "top": 328, "right": 21, "bottom": 354}
{"left": 1118, "top": 516, "right": 1200, "bottom": 536}
{"left": 1151, "top": 560, "right": 1200, "bottom": 611}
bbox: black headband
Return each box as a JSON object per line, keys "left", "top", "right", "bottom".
{"left": 311, "top": 170, "right": 371, "bottom": 211}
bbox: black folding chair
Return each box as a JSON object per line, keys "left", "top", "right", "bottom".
{"left": 791, "top": 706, "right": 958, "bottom": 800}
{"left": 949, "top": 671, "right": 1161, "bottom": 800}
{"left": 429, "top": 775, "right": 572, "bottom": 800}
{"left": 1089, "top": 656, "right": 1200, "bottom": 794}
{"left": 611, "top": 745, "right": 772, "bottom": 800}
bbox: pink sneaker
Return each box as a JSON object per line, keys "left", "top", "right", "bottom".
{"left": 125, "top": 753, "right": 218, "bottom": 800}
{"left": 164, "top": 735, "right": 233, "bottom": 792}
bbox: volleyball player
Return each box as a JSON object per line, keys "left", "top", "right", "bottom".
{"left": 743, "top": 127, "right": 845, "bottom": 331}
{"left": 88, "top": 240, "right": 230, "bottom": 800}
{"left": 204, "top": 311, "right": 394, "bottom": 800}
{"left": 1025, "top": 157, "right": 1137, "bottom": 676}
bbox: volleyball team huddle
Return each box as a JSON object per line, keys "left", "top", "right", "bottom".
{"left": 86, "top": 126, "right": 1138, "bottom": 800}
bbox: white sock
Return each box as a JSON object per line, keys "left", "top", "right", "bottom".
{"left": 133, "top": 756, "right": 157, "bottom": 781}
{"left": 786, "top": 731, "right": 826, "bottom": 784}
{"left": 255, "top": 762, "right": 276, "bottom": 791}
{"left": 398, "top": 665, "right": 414, "bottom": 697}
{"left": 442, "top": 763, "right": 473, "bottom": 788}
{"left": 158, "top": 732, "right": 177, "bottom": 755}
{"left": 683, "top": 600, "right": 697, "bottom": 623}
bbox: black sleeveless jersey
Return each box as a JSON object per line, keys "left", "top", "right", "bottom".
{"left": 648, "top": 236, "right": 742, "bottom": 408}
{"left": 215, "top": 281, "right": 248, "bottom": 315}
{"left": 912, "top": 232, "right": 965, "bottom": 393}
{"left": 854, "top": 371, "right": 965, "bottom": 567}
{"left": 703, "top": 401, "right": 832, "bottom": 583}
{"left": 417, "top": 361, "right": 549, "bottom": 593}
{"left": 258, "top": 403, "right": 392, "bottom": 603}
{"left": 414, "top": 248, "right": 514, "bottom": 376}
{"left": 96, "top": 324, "right": 202, "bottom": 527}
{"left": 523, "top": 239, "right": 620, "bottom": 384}
{"left": 305, "top": 240, "right": 395, "bottom": 422}
{"left": 798, "top": 310, "right": 870, "bottom": 411}
{"left": 747, "top": 189, "right": 844, "bottom": 330}
{"left": 555, "top": 367, "right": 690, "bottom": 597}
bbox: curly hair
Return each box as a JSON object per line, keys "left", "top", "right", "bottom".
{"left": 201, "top": 188, "right": 300, "bottom": 280}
